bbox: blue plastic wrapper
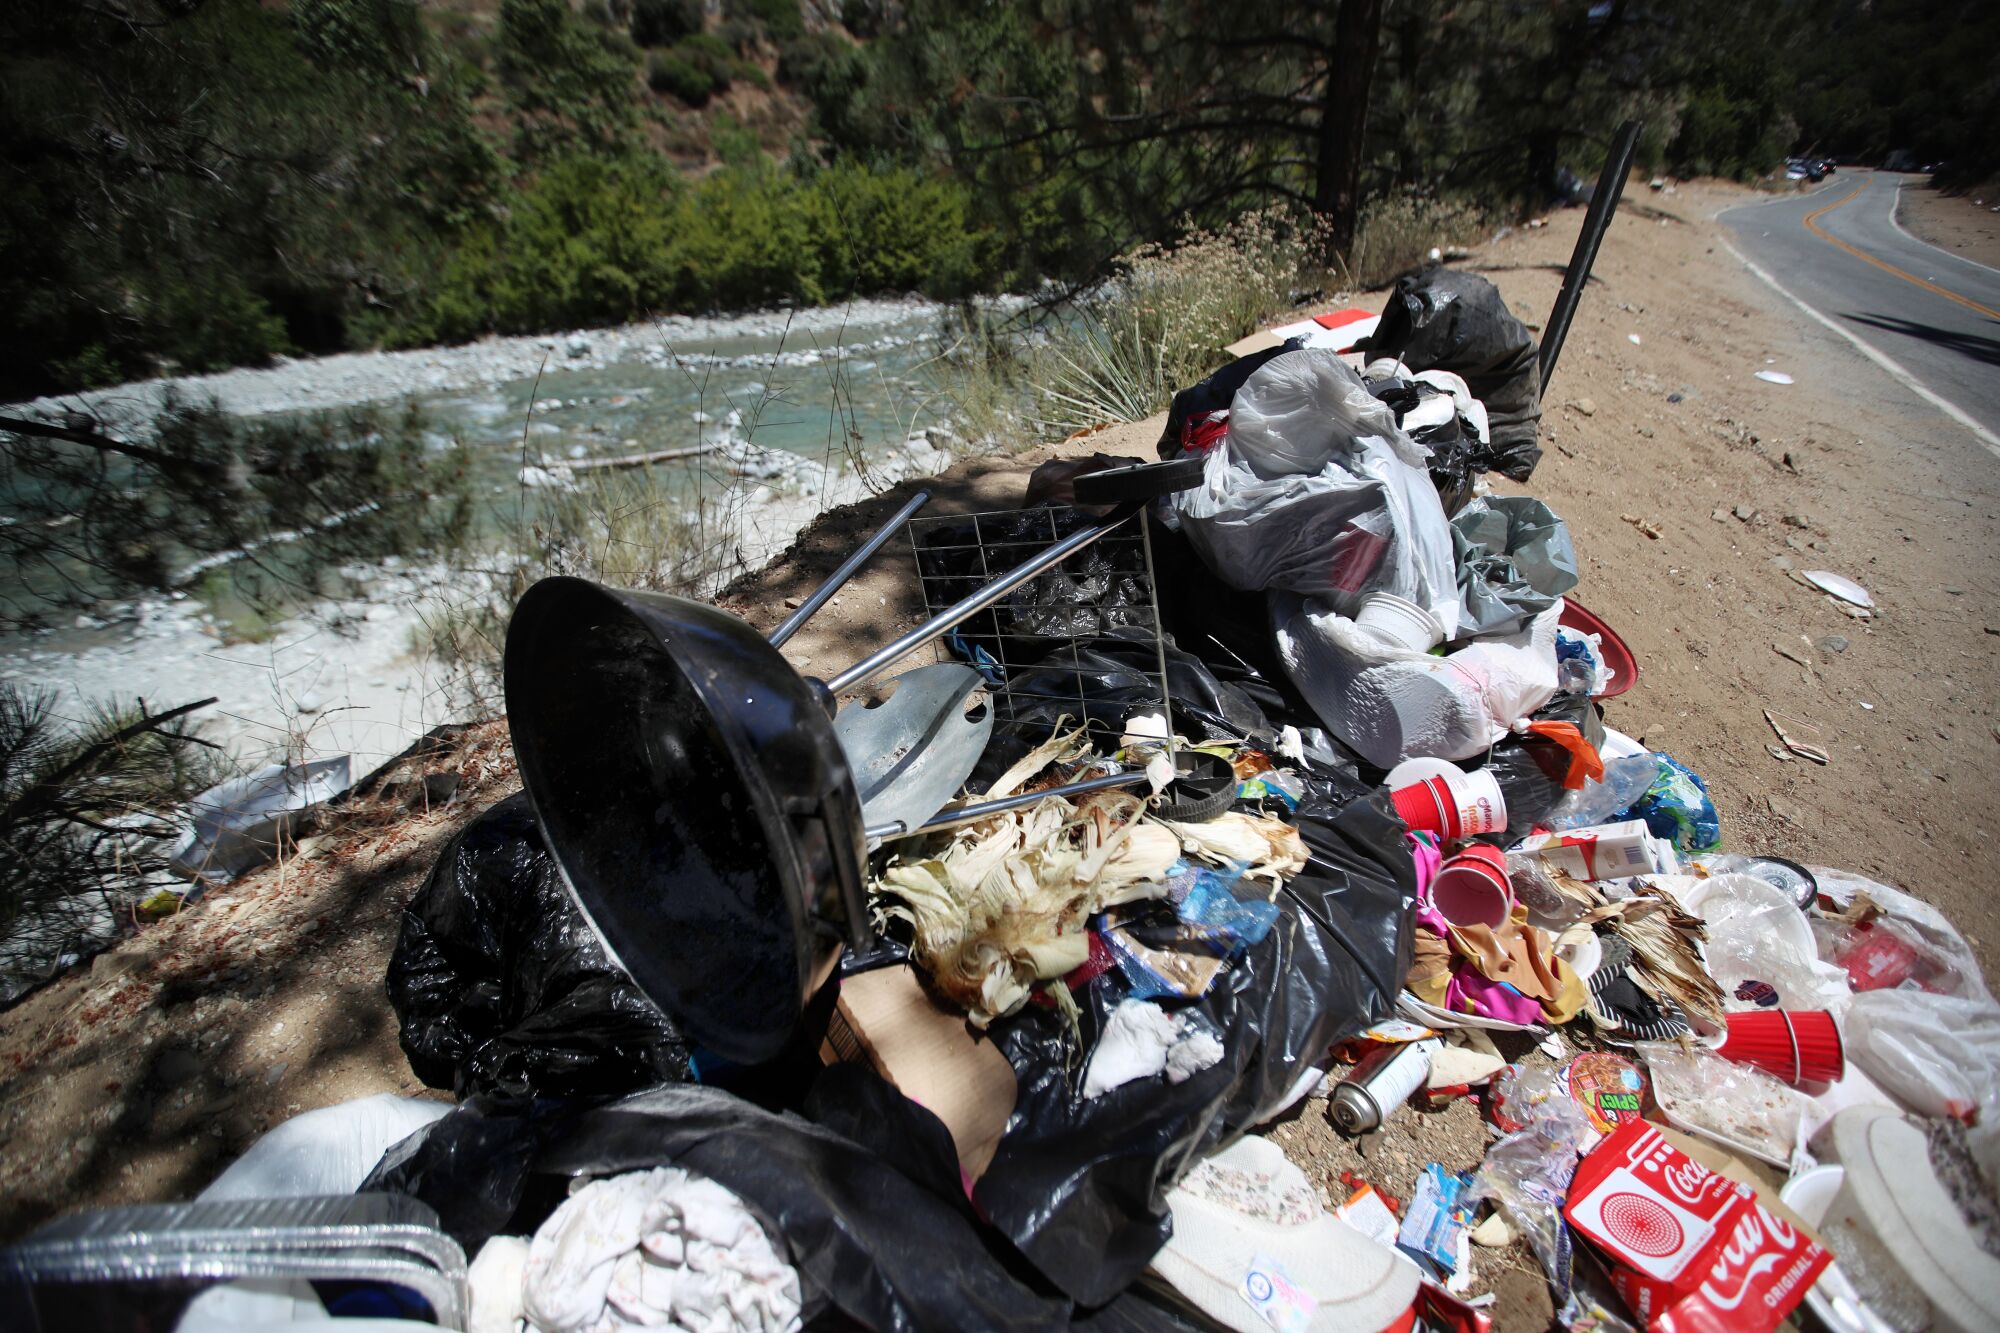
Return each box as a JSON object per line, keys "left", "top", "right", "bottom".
{"left": 1103, "top": 864, "right": 1281, "bottom": 1001}
{"left": 1627, "top": 752, "right": 1721, "bottom": 854}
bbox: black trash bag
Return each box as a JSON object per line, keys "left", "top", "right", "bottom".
{"left": 362, "top": 1075, "right": 1077, "bottom": 1333}
{"left": 1462, "top": 689, "right": 1606, "bottom": 839}
{"left": 967, "top": 627, "right": 1374, "bottom": 811}
{"left": 1007, "top": 548, "right": 1154, "bottom": 641}
{"left": 1359, "top": 267, "right": 1543, "bottom": 482}
{"left": 913, "top": 509, "right": 1152, "bottom": 666}
{"left": 1154, "top": 342, "right": 1300, "bottom": 458}
{"left": 385, "top": 793, "right": 691, "bottom": 1100}
{"left": 972, "top": 793, "right": 1416, "bottom": 1306}
{"left": 1450, "top": 495, "right": 1581, "bottom": 637}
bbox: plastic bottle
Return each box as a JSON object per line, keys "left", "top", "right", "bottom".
{"left": 1543, "top": 754, "right": 1659, "bottom": 831}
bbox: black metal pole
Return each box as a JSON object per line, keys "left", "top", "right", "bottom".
{"left": 1539, "top": 119, "right": 1644, "bottom": 393}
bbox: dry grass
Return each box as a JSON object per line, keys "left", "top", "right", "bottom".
{"left": 937, "top": 211, "right": 1334, "bottom": 445}
{"left": 1342, "top": 190, "right": 1491, "bottom": 290}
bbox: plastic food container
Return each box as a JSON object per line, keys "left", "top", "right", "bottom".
{"left": 1355, "top": 591, "right": 1445, "bottom": 651}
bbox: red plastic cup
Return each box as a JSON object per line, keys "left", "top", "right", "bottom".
{"left": 1431, "top": 844, "right": 1513, "bottom": 929}
{"left": 1393, "top": 775, "right": 1461, "bottom": 840}
{"left": 1716, "top": 1010, "right": 1844, "bottom": 1086}
{"left": 1392, "top": 768, "right": 1508, "bottom": 841}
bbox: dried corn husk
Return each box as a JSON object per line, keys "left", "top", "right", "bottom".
{"left": 873, "top": 730, "right": 1313, "bottom": 1022}
{"left": 874, "top": 779, "right": 1169, "bottom": 1025}
{"left": 1163, "top": 811, "right": 1308, "bottom": 883}
{"left": 1578, "top": 883, "right": 1727, "bottom": 1035}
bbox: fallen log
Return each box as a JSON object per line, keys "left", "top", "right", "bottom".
{"left": 564, "top": 443, "right": 719, "bottom": 473}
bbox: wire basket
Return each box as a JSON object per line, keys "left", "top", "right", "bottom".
{"left": 908, "top": 506, "right": 1172, "bottom": 742}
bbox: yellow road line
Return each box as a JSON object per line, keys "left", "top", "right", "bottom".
{"left": 1803, "top": 179, "right": 2000, "bottom": 322}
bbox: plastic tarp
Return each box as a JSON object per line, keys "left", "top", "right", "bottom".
{"left": 972, "top": 793, "right": 1416, "bottom": 1306}
{"left": 385, "top": 792, "right": 692, "bottom": 1100}
{"left": 1171, "top": 348, "right": 1461, "bottom": 635}
{"left": 1359, "top": 268, "right": 1543, "bottom": 481}
{"left": 1451, "top": 495, "right": 1580, "bottom": 637}
{"left": 170, "top": 756, "right": 352, "bottom": 885}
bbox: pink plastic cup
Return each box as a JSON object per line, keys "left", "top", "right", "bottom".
{"left": 1431, "top": 844, "right": 1514, "bottom": 929}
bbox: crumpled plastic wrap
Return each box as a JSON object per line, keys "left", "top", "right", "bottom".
{"left": 1810, "top": 866, "right": 1995, "bottom": 1005}
{"left": 1172, "top": 348, "right": 1461, "bottom": 633}
{"left": 1637, "top": 1040, "right": 1820, "bottom": 1168}
{"left": 1450, "top": 495, "right": 1580, "bottom": 638}
{"left": 1464, "top": 1070, "right": 1625, "bottom": 1330}
{"left": 385, "top": 792, "right": 692, "bottom": 1100}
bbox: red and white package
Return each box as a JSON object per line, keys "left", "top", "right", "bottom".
{"left": 1562, "top": 1120, "right": 1829, "bottom": 1332}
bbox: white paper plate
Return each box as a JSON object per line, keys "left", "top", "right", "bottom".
{"left": 1803, "top": 570, "right": 1874, "bottom": 608}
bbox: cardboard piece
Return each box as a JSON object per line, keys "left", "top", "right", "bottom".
{"left": 1563, "top": 1119, "right": 1828, "bottom": 1333}
{"left": 822, "top": 964, "right": 1018, "bottom": 1179}
{"left": 1223, "top": 329, "right": 1285, "bottom": 359}
{"left": 1222, "top": 306, "right": 1381, "bottom": 362}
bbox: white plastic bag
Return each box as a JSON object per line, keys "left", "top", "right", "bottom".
{"left": 1175, "top": 350, "right": 1460, "bottom": 631}
{"left": 1810, "top": 866, "right": 1994, "bottom": 1005}
{"left": 171, "top": 756, "right": 354, "bottom": 885}
{"left": 1227, "top": 347, "right": 1410, "bottom": 478}
{"left": 198, "top": 1094, "right": 449, "bottom": 1201}
{"left": 1844, "top": 988, "right": 2000, "bottom": 1128}
{"left": 1272, "top": 598, "right": 1559, "bottom": 769}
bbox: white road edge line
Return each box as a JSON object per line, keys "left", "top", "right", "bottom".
{"left": 1717, "top": 236, "right": 2000, "bottom": 463}
{"left": 1889, "top": 180, "right": 2000, "bottom": 279}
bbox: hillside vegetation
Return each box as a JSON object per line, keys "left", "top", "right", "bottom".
{"left": 4, "top": 0, "right": 1993, "bottom": 398}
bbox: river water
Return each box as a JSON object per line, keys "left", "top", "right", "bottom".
{"left": 0, "top": 298, "right": 969, "bottom": 769}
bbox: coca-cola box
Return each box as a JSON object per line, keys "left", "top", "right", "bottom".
{"left": 1563, "top": 1119, "right": 1829, "bottom": 1332}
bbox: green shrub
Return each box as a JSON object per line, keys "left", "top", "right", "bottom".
{"left": 936, "top": 212, "right": 1323, "bottom": 444}
{"left": 649, "top": 33, "right": 736, "bottom": 103}
{"left": 630, "top": 0, "right": 704, "bottom": 46}
{"left": 729, "top": 0, "right": 803, "bottom": 40}
{"left": 1343, "top": 191, "right": 1486, "bottom": 290}
{"left": 498, "top": 0, "right": 642, "bottom": 153}
{"left": 647, "top": 50, "right": 720, "bottom": 104}
{"left": 679, "top": 31, "right": 735, "bottom": 64}
{"left": 150, "top": 276, "right": 293, "bottom": 373}
{"left": 414, "top": 154, "right": 997, "bottom": 338}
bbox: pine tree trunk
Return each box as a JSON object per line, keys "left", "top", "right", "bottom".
{"left": 1316, "top": 0, "right": 1386, "bottom": 259}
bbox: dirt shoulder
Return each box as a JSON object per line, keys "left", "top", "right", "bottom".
{"left": 0, "top": 175, "right": 1994, "bottom": 1326}
{"left": 1895, "top": 175, "right": 2000, "bottom": 269}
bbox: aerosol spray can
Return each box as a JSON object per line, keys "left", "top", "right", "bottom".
{"left": 1331, "top": 1038, "right": 1440, "bottom": 1135}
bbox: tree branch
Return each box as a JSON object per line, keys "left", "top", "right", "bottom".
{"left": 0, "top": 414, "right": 210, "bottom": 483}
{"left": 0, "top": 697, "right": 216, "bottom": 831}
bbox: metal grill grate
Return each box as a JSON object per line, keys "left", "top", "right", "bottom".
{"left": 907, "top": 506, "right": 1171, "bottom": 741}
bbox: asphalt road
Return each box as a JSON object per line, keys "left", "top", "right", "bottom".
{"left": 1720, "top": 169, "right": 2000, "bottom": 449}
